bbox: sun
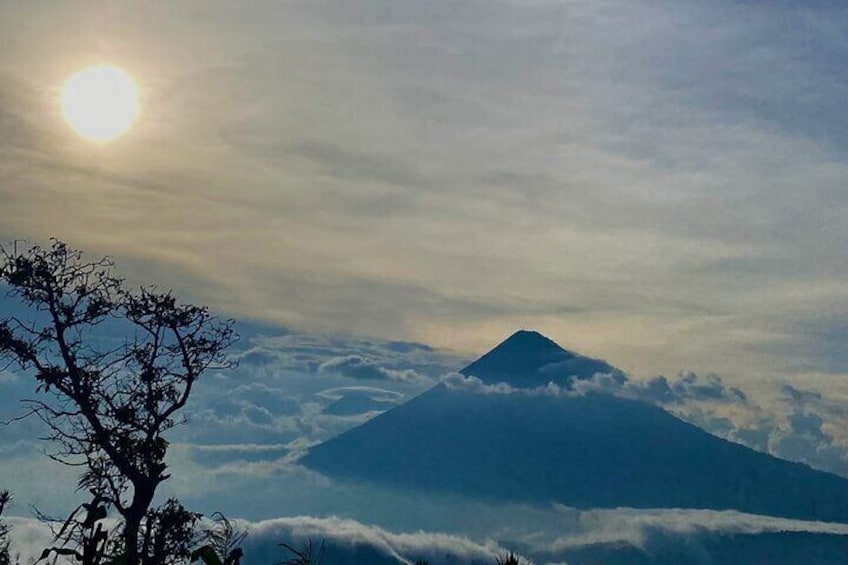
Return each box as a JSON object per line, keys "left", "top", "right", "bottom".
{"left": 60, "top": 65, "right": 140, "bottom": 142}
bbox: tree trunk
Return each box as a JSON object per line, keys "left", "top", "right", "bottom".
{"left": 123, "top": 514, "right": 141, "bottom": 565}
{"left": 123, "top": 482, "right": 155, "bottom": 565}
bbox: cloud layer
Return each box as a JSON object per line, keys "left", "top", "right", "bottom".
{"left": 1, "top": 1, "right": 848, "bottom": 380}
{"left": 8, "top": 508, "right": 848, "bottom": 565}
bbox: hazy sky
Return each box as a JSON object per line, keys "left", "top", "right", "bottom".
{"left": 2, "top": 1, "right": 848, "bottom": 381}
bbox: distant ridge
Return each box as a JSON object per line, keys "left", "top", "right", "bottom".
{"left": 303, "top": 331, "right": 848, "bottom": 523}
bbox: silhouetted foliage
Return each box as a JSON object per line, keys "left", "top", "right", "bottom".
{"left": 138, "top": 498, "right": 201, "bottom": 565}
{"left": 277, "top": 539, "right": 325, "bottom": 565}
{"left": 191, "top": 512, "right": 246, "bottom": 565}
{"left": 0, "top": 240, "right": 237, "bottom": 565}
{"left": 191, "top": 544, "right": 244, "bottom": 565}
{"left": 0, "top": 491, "right": 14, "bottom": 565}
{"left": 37, "top": 490, "right": 113, "bottom": 565}
{"left": 35, "top": 494, "right": 199, "bottom": 565}
{"left": 495, "top": 551, "right": 528, "bottom": 565}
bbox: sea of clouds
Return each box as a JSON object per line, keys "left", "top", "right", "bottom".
{"left": 4, "top": 321, "right": 848, "bottom": 563}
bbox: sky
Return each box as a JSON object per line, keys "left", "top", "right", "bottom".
{"left": 4, "top": 1, "right": 848, "bottom": 561}
{"left": 2, "top": 1, "right": 848, "bottom": 383}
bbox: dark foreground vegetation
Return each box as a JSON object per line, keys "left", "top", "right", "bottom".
{"left": 0, "top": 240, "right": 530, "bottom": 564}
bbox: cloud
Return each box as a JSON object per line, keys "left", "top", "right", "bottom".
{"left": 224, "top": 330, "right": 464, "bottom": 382}
{"left": 763, "top": 383, "right": 848, "bottom": 477}
{"left": 0, "top": 370, "right": 18, "bottom": 384}
{"left": 316, "top": 386, "right": 405, "bottom": 416}
{"left": 8, "top": 507, "right": 848, "bottom": 565}
{"left": 0, "top": 322, "right": 461, "bottom": 517}
{"left": 782, "top": 383, "right": 824, "bottom": 406}
{"left": 642, "top": 379, "right": 848, "bottom": 479}
{"left": 440, "top": 368, "right": 848, "bottom": 480}
{"left": 442, "top": 372, "right": 524, "bottom": 394}
{"left": 573, "top": 371, "right": 748, "bottom": 406}
{"left": 547, "top": 506, "right": 848, "bottom": 555}
{"left": 239, "top": 516, "right": 513, "bottom": 565}
{"left": 242, "top": 404, "right": 275, "bottom": 425}
{"left": 231, "top": 347, "right": 282, "bottom": 368}
{"left": 162, "top": 327, "right": 458, "bottom": 449}
{"left": 2, "top": 1, "right": 848, "bottom": 381}
{"left": 318, "top": 355, "right": 430, "bottom": 384}
{"left": 0, "top": 439, "right": 38, "bottom": 459}
{"left": 570, "top": 507, "right": 848, "bottom": 545}
{"left": 187, "top": 443, "right": 291, "bottom": 466}
{"left": 3, "top": 514, "right": 516, "bottom": 565}
{"left": 442, "top": 369, "right": 748, "bottom": 408}
{"left": 315, "top": 386, "right": 404, "bottom": 403}
{"left": 5, "top": 517, "right": 71, "bottom": 565}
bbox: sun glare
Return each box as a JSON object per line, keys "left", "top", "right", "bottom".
{"left": 60, "top": 65, "right": 140, "bottom": 143}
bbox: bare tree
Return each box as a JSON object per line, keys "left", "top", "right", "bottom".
{"left": 0, "top": 240, "right": 237, "bottom": 565}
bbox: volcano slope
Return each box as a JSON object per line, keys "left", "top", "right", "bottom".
{"left": 302, "top": 330, "right": 848, "bottom": 523}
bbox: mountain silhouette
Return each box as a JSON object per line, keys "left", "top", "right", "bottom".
{"left": 302, "top": 331, "right": 848, "bottom": 522}
{"left": 461, "top": 330, "right": 624, "bottom": 387}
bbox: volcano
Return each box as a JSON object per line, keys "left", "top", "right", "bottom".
{"left": 302, "top": 331, "right": 848, "bottom": 522}
{"left": 459, "top": 329, "right": 625, "bottom": 387}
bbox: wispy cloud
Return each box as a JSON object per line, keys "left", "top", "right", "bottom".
{"left": 550, "top": 506, "right": 848, "bottom": 552}
{"left": 0, "top": 1, "right": 847, "bottom": 380}
{"left": 318, "top": 355, "right": 430, "bottom": 383}
{"left": 240, "top": 516, "right": 512, "bottom": 565}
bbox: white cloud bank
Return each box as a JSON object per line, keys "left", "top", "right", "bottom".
{"left": 552, "top": 507, "right": 848, "bottom": 552}
{"left": 8, "top": 508, "right": 848, "bottom": 565}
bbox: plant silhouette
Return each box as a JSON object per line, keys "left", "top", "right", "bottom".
{"left": 277, "top": 539, "right": 325, "bottom": 565}
{"left": 37, "top": 491, "right": 111, "bottom": 564}
{"left": 495, "top": 551, "right": 529, "bottom": 565}
{"left": 0, "top": 240, "right": 236, "bottom": 565}
{"left": 191, "top": 512, "right": 247, "bottom": 565}
{"left": 0, "top": 491, "right": 15, "bottom": 565}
